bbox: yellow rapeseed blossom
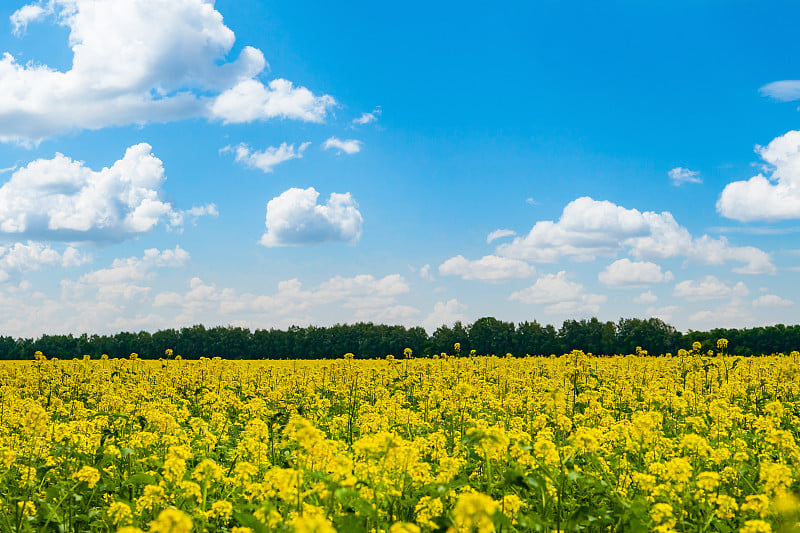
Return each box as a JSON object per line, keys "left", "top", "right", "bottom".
{"left": 72, "top": 465, "right": 101, "bottom": 488}
{"left": 149, "top": 508, "right": 193, "bottom": 533}
{"left": 451, "top": 491, "right": 498, "bottom": 533}
{"left": 739, "top": 520, "right": 772, "bottom": 533}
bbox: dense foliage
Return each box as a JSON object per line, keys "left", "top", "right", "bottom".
{"left": 2, "top": 317, "right": 800, "bottom": 360}
{"left": 2, "top": 347, "right": 799, "bottom": 532}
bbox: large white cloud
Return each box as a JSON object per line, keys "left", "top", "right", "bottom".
{"left": 496, "top": 196, "right": 775, "bottom": 274}
{"left": 598, "top": 258, "right": 673, "bottom": 288}
{"left": 717, "top": 130, "right": 800, "bottom": 222}
{"left": 260, "top": 187, "right": 363, "bottom": 247}
{"left": 1, "top": 0, "right": 334, "bottom": 142}
{"left": 0, "top": 143, "right": 214, "bottom": 241}
{"left": 509, "top": 271, "right": 606, "bottom": 315}
{"left": 438, "top": 254, "right": 535, "bottom": 282}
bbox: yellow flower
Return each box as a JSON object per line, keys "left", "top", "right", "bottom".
{"left": 149, "top": 508, "right": 193, "bottom": 533}
{"left": 192, "top": 459, "right": 223, "bottom": 484}
{"left": 107, "top": 501, "right": 133, "bottom": 525}
{"left": 415, "top": 496, "right": 443, "bottom": 529}
{"left": 18, "top": 501, "right": 36, "bottom": 517}
{"left": 389, "top": 522, "right": 421, "bottom": 533}
{"left": 72, "top": 465, "right": 101, "bottom": 488}
{"left": 650, "top": 503, "right": 674, "bottom": 525}
{"left": 695, "top": 471, "right": 720, "bottom": 492}
{"left": 741, "top": 495, "right": 770, "bottom": 518}
{"left": 739, "top": 520, "right": 772, "bottom": 533}
{"left": 713, "top": 494, "right": 738, "bottom": 519}
{"left": 208, "top": 500, "right": 233, "bottom": 520}
{"left": 451, "top": 491, "right": 498, "bottom": 533}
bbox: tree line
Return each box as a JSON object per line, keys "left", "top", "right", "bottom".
{"left": 2, "top": 317, "right": 799, "bottom": 360}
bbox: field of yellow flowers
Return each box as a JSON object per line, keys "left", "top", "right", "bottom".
{"left": 1, "top": 343, "right": 799, "bottom": 533}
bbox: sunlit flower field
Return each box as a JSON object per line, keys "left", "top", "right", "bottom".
{"left": 2, "top": 344, "right": 799, "bottom": 532}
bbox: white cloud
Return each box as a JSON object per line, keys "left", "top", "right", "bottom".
{"left": 0, "top": 143, "right": 212, "bottom": 242}
{"left": 496, "top": 196, "right": 775, "bottom": 274}
{"left": 439, "top": 254, "right": 535, "bottom": 282}
{"left": 323, "top": 137, "right": 362, "bottom": 155}
{"left": 752, "top": 294, "right": 793, "bottom": 307}
{"left": 1, "top": 0, "right": 334, "bottom": 143}
{"left": 352, "top": 107, "right": 381, "bottom": 125}
{"left": 760, "top": 80, "right": 800, "bottom": 101}
{"left": 0, "top": 241, "right": 89, "bottom": 282}
{"left": 673, "top": 276, "right": 749, "bottom": 301}
{"left": 645, "top": 305, "right": 679, "bottom": 322}
{"left": 718, "top": 130, "right": 800, "bottom": 222}
{"left": 486, "top": 228, "right": 516, "bottom": 243}
{"left": 227, "top": 142, "right": 310, "bottom": 173}
{"left": 10, "top": 3, "right": 45, "bottom": 35}
{"left": 154, "top": 273, "right": 411, "bottom": 326}
{"left": 210, "top": 78, "right": 335, "bottom": 124}
{"left": 598, "top": 258, "right": 673, "bottom": 287}
{"left": 419, "top": 264, "right": 434, "bottom": 281}
{"left": 63, "top": 246, "right": 189, "bottom": 303}
{"left": 260, "top": 187, "right": 363, "bottom": 247}
{"left": 634, "top": 290, "right": 658, "bottom": 304}
{"left": 509, "top": 271, "right": 606, "bottom": 314}
{"left": 422, "top": 299, "right": 467, "bottom": 332}
{"left": 668, "top": 167, "right": 701, "bottom": 185}
{"left": 688, "top": 304, "right": 754, "bottom": 329}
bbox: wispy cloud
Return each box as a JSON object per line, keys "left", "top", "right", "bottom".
{"left": 668, "top": 167, "right": 702, "bottom": 186}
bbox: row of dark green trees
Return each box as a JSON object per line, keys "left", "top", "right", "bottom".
{"left": 3, "top": 317, "right": 800, "bottom": 360}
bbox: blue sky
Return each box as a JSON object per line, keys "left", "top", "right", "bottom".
{"left": 0, "top": 0, "right": 799, "bottom": 337}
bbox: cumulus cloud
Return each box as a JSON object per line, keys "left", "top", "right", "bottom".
{"left": 210, "top": 79, "right": 335, "bottom": 124}
{"left": 63, "top": 246, "right": 189, "bottom": 302}
{"left": 598, "top": 258, "right": 673, "bottom": 287}
{"left": 509, "top": 271, "right": 606, "bottom": 315}
{"left": 323, "top": 137, "right": 362, "bottom": 155}
{"left": 0, "top": 143, "right": 213, "bottom": 242}
{"left": 668, "top": 167, "right": 701, "bottom": 186}
{"left": 496, "top": 196, "right": 775, "bottom": 274}
{"left": 486, "top": 229, "right": 516, "bottom": 243}
{"left": 752, "top": 294, "right": 793, "bottom": 307}
{"left": 438, "top": 254, "right": 535, "bottom": 282}
{"left": 673, "top": 276, "right": 748, "bottom": 301}
{"left": 226, "top": 142, "right": 310, "bottom": 173}
{"left": 422, "top": 299, "right": 468, "bottom": 332}
{"left": 717, "top": 130, "right": 800, "bottom": 222}
{"left": 0, "top": 241, "right": 89, "bottom": 282}
{"left": 0, "top": 0, "right": 334, "bottom": 143}
{"left": 352, "top": 107, "right": 381, "bottom": 125}
{"left": 634, "top": 290, "right": 658, "bottom": 304}
{"left": 154, "top": 273, "right": 411, "bottom": 325}
{"left": 760, "top": 80, "right": 800, "bottom": 101}
{"left": 260, "top": 187, "right": 363, "bottom": 247}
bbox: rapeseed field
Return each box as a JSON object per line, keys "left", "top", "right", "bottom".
{"left": 1, "top": 343, "right": 799, "bottom": 532}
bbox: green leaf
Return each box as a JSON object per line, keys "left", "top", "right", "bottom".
{"left": 125, "top": 473, "right": 156, "bottom": 485}
{"left": 234, "top": 512, "right": 270, "bottom": 533}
